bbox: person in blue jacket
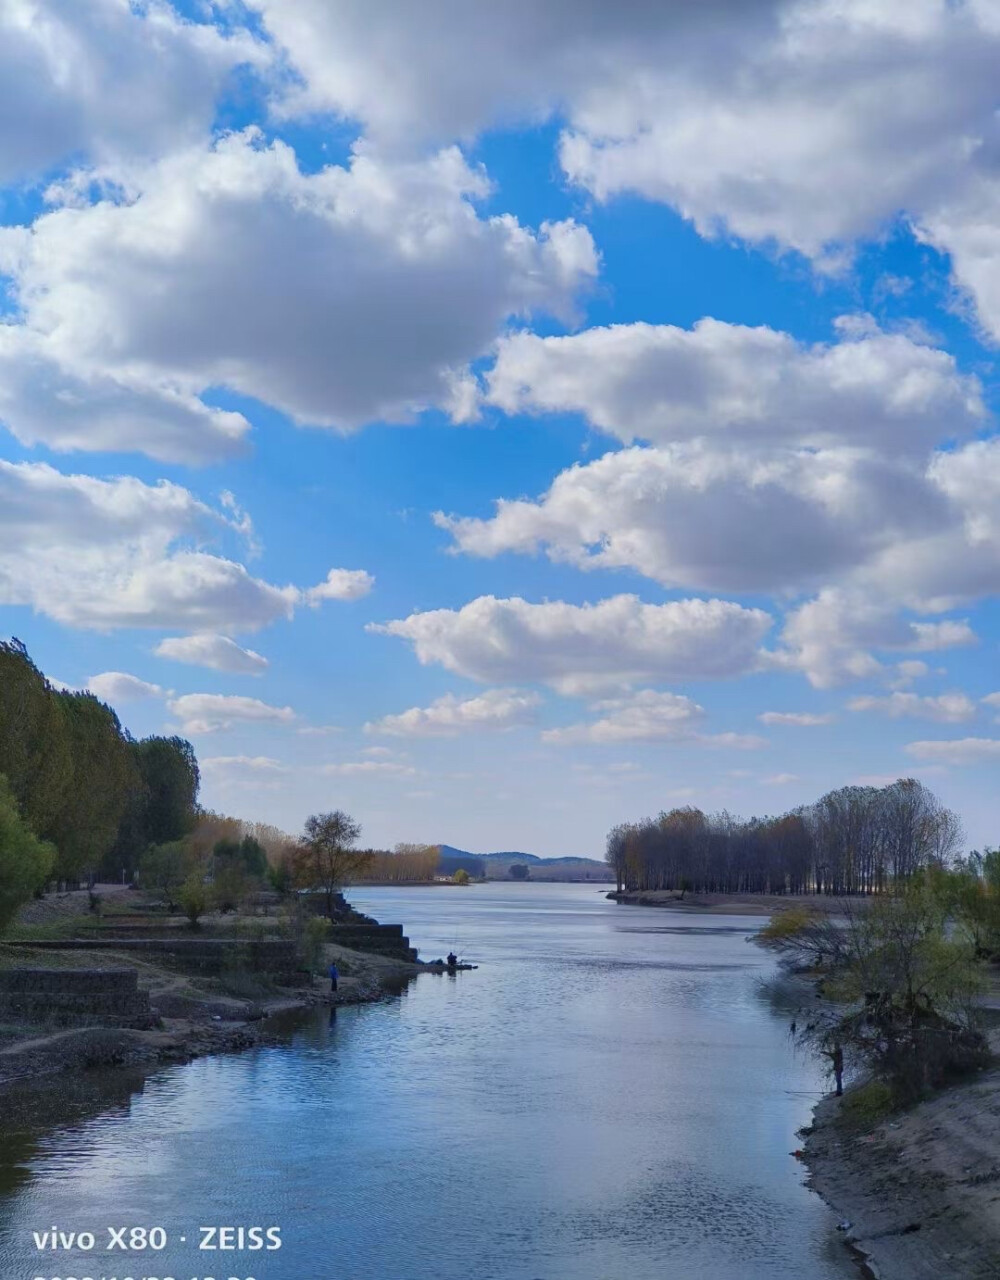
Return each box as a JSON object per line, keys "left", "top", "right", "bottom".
{"left": 329, "top": 961, "right": 339, "bottom": 993}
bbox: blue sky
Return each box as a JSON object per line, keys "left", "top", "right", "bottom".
{"left": 2, "top": 1, "right": 999, "bottom": 855}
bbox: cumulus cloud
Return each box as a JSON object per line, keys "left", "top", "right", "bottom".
{"left": 0, "top": 328, "right": 251, "bottom": 464}
{"left": 370, "top": 594, "right": 772, "bottom": 694}
{"left": 758, "top": 711, "right": 834, "bottom": 726}
{"left": 437, "top": 441, "right": 947, "bottom": 596}
{"left": 0, "top": 460, "right": 369, "bottom": 633}
{"left": 542, "top": 689, "right": 703, "bottom": 744}
{"left": 847, "top": 691, "right": 977, "bottom": 723}
{"left": 366, "top": 688, "right": 540, "bottom": 737}
{"left": 167, "top": 693, "right": 296, "bottom": 734}
{"left": 905, "top": 738, "right": 1000, "bottom": 766}
{"left": 154, "top": 634, "right": 269, "bottom": 675}
{"left": 251, "top": 1, "right": 1000, "bottom": 339}
{"left": 486, "top": 320, "right": 984, "bottom": 455}
{"left": 305, "top": 569, "right": 374, "bottom": 604}
{"left": 773, "top": 589, "right": 977, "bottom": 689}
{"left": 0, "top": 0, "right": 264, "bottom": 185}
{"left": 86, "top": 671, "right": 164, "bottom": 702}
{"left": 0, "top": 131, "right": 596, "bottom": 459}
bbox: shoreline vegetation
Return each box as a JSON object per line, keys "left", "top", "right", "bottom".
{"left": 758, "top": 873, "right": 1000, "bottom": 1278}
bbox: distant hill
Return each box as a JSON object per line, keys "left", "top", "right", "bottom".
{"left": 438, "top": 844, "right": 614, "bottom": 882}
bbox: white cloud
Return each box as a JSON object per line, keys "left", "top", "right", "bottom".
{"left": 486, "top": 320, "right": 984, "bottom": 455}
{"left": 371, "top": 593, "right": 773, "bottom": 693}
{"left": 253, "top": 2, "right": 1000, "bottom": 339}
{"left": 201, "top": 755, "right": 289, "bottom": 776}
{"left": 86, "top": 671, "right": 164, "bottom": 702}
{"left": 905, "top": 738, "right": 1000, "bottom": 766}
{"left": 154, "top": 633, "right": 269, "bottom": 675}
{"left": 305, "top": 568, "right": 374, "bottom": 603}
{"left": 367, "top": 688, "right": 540, "bottom": 737}
{"left": 847, "top": 691, "right": 977, "bottom": 723}
{"left": 0, "top": 328, "right": 251, "bottom": 464}
{"left": 758, "top": 711, "right": 834, "bottom": 726}
{"left": 773, "top": 588, "right": 977, "bottom": 689}
{"left": 542, "top": 689, "right": 703, "bottom": 744}
{"left": 982, "top": 693, "right": 1000, "bottom": 721}
{"left": 437, "top": 440, "right": 945, "bottom": 596}
{"left": 0, "top": 131, "right": 596, "bottom": 459}
{"left": 0, "top": 460, "right": 367, "bottom": 633}
{"left": 763, "top": 773, "right": 799, "bottom": 785}
{"left": 320, "top": 760, "right": 417, "bottom": 777}
{"left": 0, "top": 0, "right": 264, "bottom": 185}
{"left": 167, "top": 693, "right": 296, "bottom": 735}
{"left": 701, "top": 733, "right": 769, "bottom": 751}
{"left": 890, "top": 660, "right": 932, "bottom": 689}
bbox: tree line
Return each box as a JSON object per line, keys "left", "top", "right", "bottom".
{"left": 605, "top": 779, "right": 964, "bottom": 896}
{"left": 0, "top": 638, "right": 199, "bottom": 912}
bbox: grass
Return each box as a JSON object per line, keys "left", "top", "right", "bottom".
{"left": 4, "top": 915, "right": 103, "bottom": 943}
{"left": 840, "top": 1079, "right": 895, "bottom": 1126}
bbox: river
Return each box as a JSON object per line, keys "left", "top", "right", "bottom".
{"left": 0, "top": 883, "right": 854, "bottom": 1280}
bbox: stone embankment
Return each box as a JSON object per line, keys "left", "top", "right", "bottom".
{"left": 15, "top": 937, "right": 304, "bottom": 983}
{"left": 0, "top": 967, "right": 155, "bottom": 1028}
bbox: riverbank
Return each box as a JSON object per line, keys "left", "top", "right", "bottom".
{"left": 610, "top": 889, "right": 852, "bottom": 915}
{"left": 0, "top": 939, "right": 432, "bottom": 1094}
{"left": 804, "top": 1066, "right": 1000, "bottom": 1279}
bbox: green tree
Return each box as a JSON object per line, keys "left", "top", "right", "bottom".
{"left": 47, "top": 692, "right": 138, "bottom": 881}
{"left": 135, "top": 736, "right": 200, "bottom": 847}
{"left": 292, "top": 810, "right": 371, "bottom": 917}
{"left": 0, "top": 639, "right": 73, "bottom": 838}
{"left": 138, "top": 842, "right": 188, "bottom": 910}
{"left": 452, "top": 868, "right": 470, "bottom": 885}
{"left": 509, "top": 863, "right": 530, "bottom": 880}
{"left": 0, "top": 776, "right": 56, "bottom": 933}
{"left": 212, "top": 859, "right": 250, "bottom": 913}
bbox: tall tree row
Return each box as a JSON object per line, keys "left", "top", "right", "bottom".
{"left": 606, "top": 780, "right": 962, "bottom": 895}
{"left": 0, "top": 639, "right": 200, "bottom": 885}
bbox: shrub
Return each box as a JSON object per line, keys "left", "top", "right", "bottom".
{"left": 453, "top": 868, "right": 470, "bottom": 885}
{"left": 179, "top": 873, "right": 208, "bottom": 928}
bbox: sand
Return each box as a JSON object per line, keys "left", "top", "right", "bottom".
{"left": 805, "top": 1070, "right": 1000, "bottom": 1279}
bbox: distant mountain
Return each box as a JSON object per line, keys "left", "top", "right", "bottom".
{"left": 437, "top": 844, "right": 614, "bottom": 881}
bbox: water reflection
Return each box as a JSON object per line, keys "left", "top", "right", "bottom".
{"left": 0, "top": 884, "right": 854, "bottom": 1280}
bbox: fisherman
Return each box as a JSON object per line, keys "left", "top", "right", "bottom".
{"left": 329, "top": 961, "right": 339, "bottom": 993}
{"left": 446, "top": 952, "right": 458, "bottom": 968}
{"left": 832, "top": 1043, "right": 844, "bottom": 1096}
{"left": 823, "top": 1042, "right": 844, "bottom": 1096}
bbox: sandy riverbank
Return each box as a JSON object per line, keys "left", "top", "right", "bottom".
{"left": 804, "top": 1068, "right": 1000, "bottom": 1279}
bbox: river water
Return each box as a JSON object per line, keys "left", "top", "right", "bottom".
{"left": 0, "top": 883, "right": 854, "bottom": 1280}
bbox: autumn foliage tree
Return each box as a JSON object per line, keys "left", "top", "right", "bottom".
{"left": 292, "top": 810, "right": 373, "bottom": 917}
